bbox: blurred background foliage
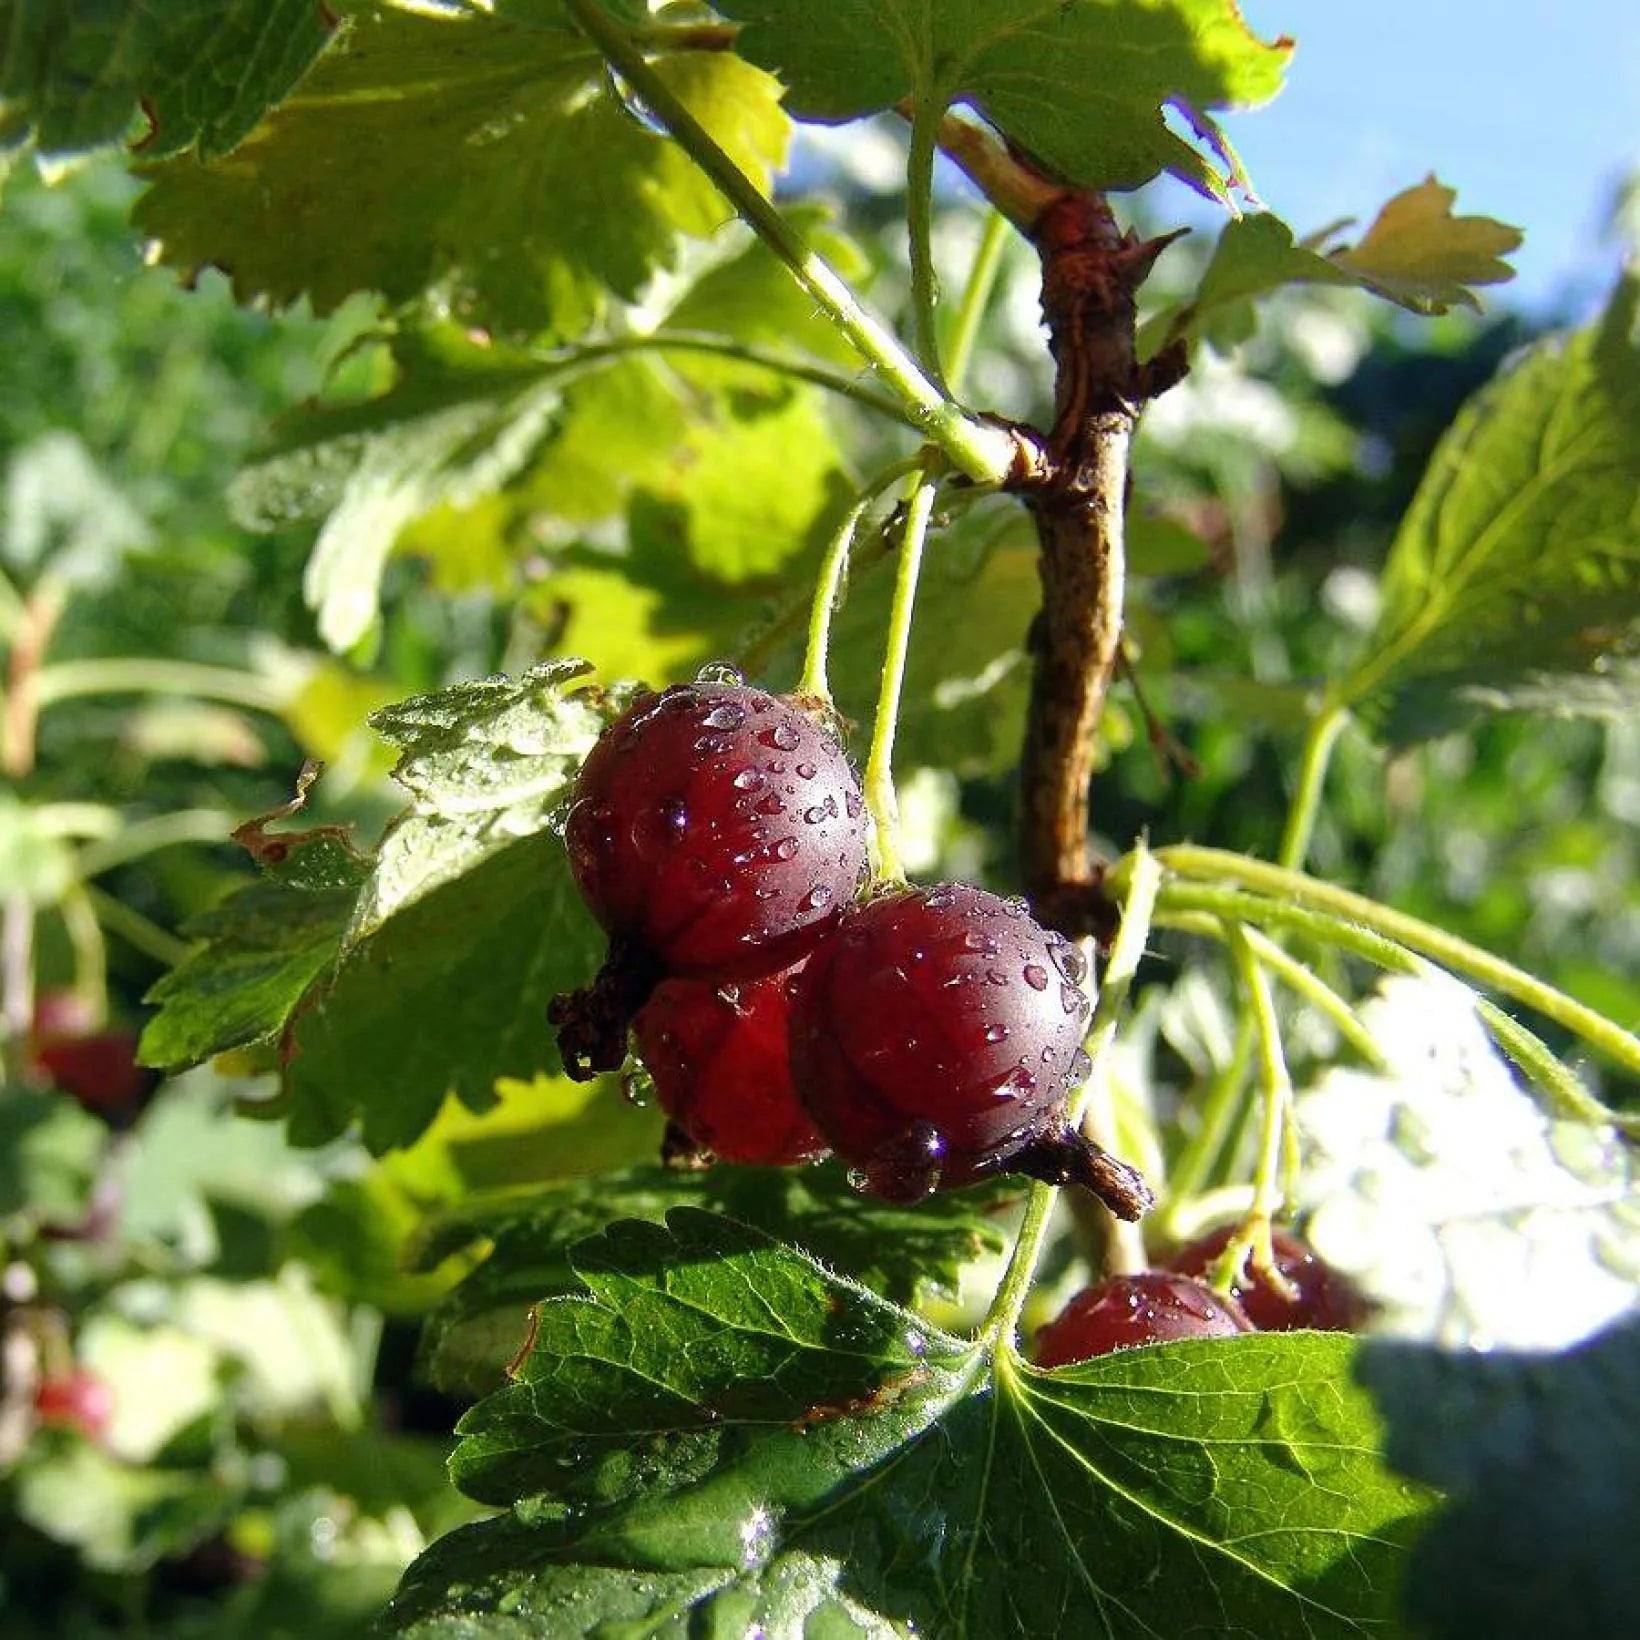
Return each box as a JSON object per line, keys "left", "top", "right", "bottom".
{"left": 1, "top": 133, "right": 1636, "bottom": 1631}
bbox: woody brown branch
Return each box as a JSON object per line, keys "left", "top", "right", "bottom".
{"left": 1013, "top": 191, "right": 1186, "bottom": 941}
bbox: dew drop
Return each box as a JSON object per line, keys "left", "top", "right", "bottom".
{"left": 846, "top": 1168, "right": 870, "bottom": 1192}
{"left": 1048, "top": 938, "right": 1089, "bottom": 985}
{"left": 1003, "top": 896, "right": 1028, "bottom": 916}
{"left": 695, "top": 662, "right": 745, "bottom": 687}
{"left": 800, "top": 885, "right": 834, "bottom": 912}
{"left": 924, "top": 887, "right": 957, "bottom": 910}
{"left": 755, "top": 793, "right": 786, "bottom": 816}
{"left": 962, "top": 930, "right": 1000, "bottom": 955}
{"left": 983, "top": 1023, "right": 1009, "bottom": 1044}
{"left": 904, "top": 1329, "right": 927, "bottom": 1359}
{"left": 985, "top": 968, "right": 1008, "bottom": 986}
{"left": 844, "top": 790, "right": 864, "bottom": 819}
{"left": 703, "top": 702, "right": 747, "bottom": 731}
{"left": 694, "top": 732, "right": 729, "bottom": 756}
{"left": 773, "top": 836, "right": 801, "bottom": 861}
{"left": 1061, "top": 982, "right": 1088, "bottom": 1016}
{"left": 731, "top": 768, "right": 763, "bottom": 791}
{"left": 762, "top": 722, "right": 802, "bottom": 752}
{"left": 1007, "top": 1066, "right": 1038, "bottom": 1093}
{"left": 1069, "top": 1048, "right": 1093, "bottom": 1084}
{"left": 1023, "top": 963, "right": 1050, "bottom": 991}
{"left": 795, "top": 761, "right": 818, "bottom": 780}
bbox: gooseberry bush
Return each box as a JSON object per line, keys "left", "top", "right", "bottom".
{"left": 2, "top": 2, "right": 1639, "bottom": 1636}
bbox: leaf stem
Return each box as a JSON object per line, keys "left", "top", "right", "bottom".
{"left": 945, "top": 211, "right": 1012, "bottom": 395}
{"left": 568, "top": 331, "right": 906, "bottom": 421}
{"left": 84, "top": 886, "right": 192, "bottom": 969}
{"left": 34, "top": 658, "right": 287, "bottom": 715}
{"left": 561, "top": 0, "right": 1017, "bottom": 483}
{"left": 863, "top": 463, "right": 941, "bottom": 885}
{"left": 906, "top": 98, "right": 947, "bottom": 388}
{"left": 983, "top": 845, "right": 1162, "bottom": 1351}
{"left": 73, "top": 809, "right": 239, "bottom": 880}
{"left": 1278, "top": 701, "right": 1348, "bottom": 870}
{"left": 1151, "top": 844, "right": 1640, "bottom": 1081}
{"left": 796, "top": 459, "right": 923, "bottom": 706}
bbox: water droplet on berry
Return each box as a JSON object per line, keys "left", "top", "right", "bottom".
{"left": 1007, "top": 1066, "right": 1038, "bottom": 1093}
{"left": 845, "top": 791, "right": 864, "bottom": 819}
{"left": 983, "top": 1023, "right": 1009, "bottom": 1044}
{"left": 1003, "top": 896, "right": 1028, "bottom": 916}
{"left": 773, "top": 836, "right": 801, "bottom": 861}
{"left": 986, "top": 969, "right": 1007, "bottom": 985}
{"left": 1061, "top": 983, "right": 1087, "bottom": 1016}
{"left": 1068, "top": 1048, "right": 1094, "bottom": 1084}
{"left": 846, "top": 1168, "right": 870, "bottom": 1192}
{"left": 924, "top": 887, "right": 957, "bottom": 910}
{"left": 796, "top": 761, "right": 818, "bottom": 779}
{"left": 1048, "top": 938, "right": 1089, "bottom": 985}
{"left": 1022, "top": 963, "right": 1049, "bottom": 990}
{"left": 732, "top": 768, "right": 762, "bottom": 791}
{"left": 962, "top": 930, "right": 1000, "bottom": 954}
{"left": 802, "top": 795, "right": 838, "bottom": 824}
{"left": 695, "top": 662, "right": 745, "bottom": 687}
{"left": 703, "top": 703, "right": 747, "bottom": 731}
{"left": 755, "top": 793, "right": 786, "bottom": 816}
{"left": 762, "top": 722, "right": 802, "bottom": 752}
{"left": 800, "top": 885, "right": 833, "bottom": 912}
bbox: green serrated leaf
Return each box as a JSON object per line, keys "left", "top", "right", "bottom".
{"left": 0, "top": 0, "right": 336, "bottom": 162}
{"left": 279, "top": 831, "right": 604, "bottom": 1152}
{"left": 414, "top": 1164, "right": 1016, "bottom": 1393}
{"left": 353, "top": 659, "right": 608, "bottom": 937}
{"left": 1328, "top": 177, "right": 1522, "bottom": 315}
{"left": 390, "top": 1210, "right": 1434, "bottom": 1637}
{"left": 718, "top": 0, "right": 1290, "bottom": 202}
{"left": 1342, "top": 273, "right": 1640, "bottom": 743}
{"left": 1155, "top": 182, "right": 1521, "bottom": 354}
{"left": 134, "top": 3, "right": 789, "bottom": 337}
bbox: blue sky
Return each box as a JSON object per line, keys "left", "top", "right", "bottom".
{"left": 1224, "top": 1, "right": 1640, "bottom": 317}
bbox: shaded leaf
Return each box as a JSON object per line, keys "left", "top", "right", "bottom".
{"left": 0, "top": 1089, "right": 105, "bottom": 1224}
{"left": 0, "top": 0, "right": 335, "bottom": 162}
{"left": 413, "top": 1163, "right": 1017, "bottom": 1393}
{"left": 1341, "top": 273, "right": 1640, "bottom": 742}
{"left": 390, "top": 1210, "right": 1433, "bottom": 1637}
{"left": 718, "top": 0, "right": 1290, "bottom": 203}
{"left": 134, "top": 3, "right": 789, "bottom": 337}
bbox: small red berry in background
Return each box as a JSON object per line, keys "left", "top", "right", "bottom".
{"left": 1034, "top": 1273, "right": 1253, "bottom": 1366}
{"left": 1168, "top": 1224, "right": 1371, "bottom": 1333}
{"left": 632, "top": 967, "right": 826, "bottom": 1167}
{"left": 34, "top": 1368, "right": 115, "bottom": 1442}
{"left": 25, "top": 990, "right": 160, "bottom": 1129}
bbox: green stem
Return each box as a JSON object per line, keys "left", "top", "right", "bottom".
{"left": 1167, "top": 1015, "right": 1256, "bottom": 1203}
{"left": 863, "top": 465, "right": 941, "bottom": 885}
{"left": 906, "top": 98, "right": 947, "bottom": 388}
{"left": 1206, "top": 925, "right": 1295, "bottom": 1298}
{"left": 562, "top": 0, "right": 1016, "bottom": 484}
{"left": 85, "top": 886, "right": 192, "bottom": 968}
{"left": 945, "top": 211, "right": 1011, "bottom": 395}
{"left": 74, "top": 809, "right": 238, "bottom": 880}
{"left": 984, "top": 845, "right": 1162, "bottom": 1351}
{"left": 0, "top": 565, "right": 24, "bottom": 645}
{"left": 1277, "top": 701, "right": 1348, "bottom": 870}
{"left": 34, "top": 658, "right": 287, "bottom": 715}
{"left": 568, "top": 331, "right": 906, "bottom": 421}
{"left": 30, "top": 802, "right": 122, "bottom": 841}
{"left": 1160, "top": 910, "right": 1388, "bottom": 1071}
{"left": 58, "top": 885, "right": 109, "bottom": 1025}
{"left": 1152, "top": 845, "right": 1640, "bottom": 1081}
{"left": 796, "top": 459, "right": 923, "bottom": 705}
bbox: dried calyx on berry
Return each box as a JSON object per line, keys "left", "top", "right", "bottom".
{"left": 1034, "top": 1273, "right": 1252, "bottom": 1366}
{"left": 551, "top": 675, "right": 870, "bottom": 1080}
{"left": 632, "top": 966, "right": 827, "bottom": 1168}
{"left": 787, "top": 882, "right": 1151, "bottom": 1217}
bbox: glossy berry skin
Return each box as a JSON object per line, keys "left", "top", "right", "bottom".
{"left": 34, "top": 1368, "right": 115, "bottom": 1441}
{"left": 1034, "top": 1273, "right": 1253, "bottom": 1367}
{"left": 564, "top": 682, "right": 869, "bottom": 980}
{"left": 633, "top": 967, "right": 827, "bottom": 1167}
{"left": 1169, "top": 1225, "right": 1370, "bottom": 1333}
{"left": 787, "top": 884, "right": 1097, "bottom": 1201}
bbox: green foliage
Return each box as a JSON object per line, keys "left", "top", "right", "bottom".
{"left": 718, "top": 0, "right": 1291, "bottom": 201}
{"left": 1344, "top": 272, "right": 1640, "bottom": 741}
{"left": 0, "top": 0, "right": 334, "bottom": 162}
{"left": 390, "top": 1211, "right": 1431, "bottom": 1636}
{"left": 135, "top": 3, "right": 789, "bottom": 336}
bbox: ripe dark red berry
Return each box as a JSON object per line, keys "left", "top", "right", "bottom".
{"left": 1168, "top": 1224, "right": 1370, "bottom": 1333}
{"left": 26, "top": 991, "right": 159, "bottom": 1128}
{"left": 632, "top": 967, "right": 827, "bottom": 1167}
{"left": 34, "top": 1368, "right": 115, "bottom": 1441}
{"left": 1034, "top": 1273, "right": 1253, "bottom": 1366}
{"left": 554, "top": 679, "right": 870, "bottom": 1078}
{"left": 787, "top": 883, "right": 1150, "bottom": 1213}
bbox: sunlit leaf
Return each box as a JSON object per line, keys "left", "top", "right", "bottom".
{"left": 718, "top": 0, "right": 1291, "bottom": 203}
